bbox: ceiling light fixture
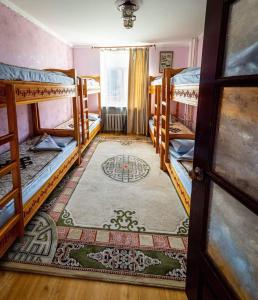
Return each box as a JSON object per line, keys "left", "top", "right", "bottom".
{"left": 115, "top": 0, "right": 141, "bottom": 29}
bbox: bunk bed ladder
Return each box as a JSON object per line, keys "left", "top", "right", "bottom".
{"left": 79, "top": 78, "right": 90, "bottom": 145}
{"left": 0, "top": 84, "right": 24, "bottom": 257}
{"left": 160, "top": 69, "right": 171, "bottom": 170}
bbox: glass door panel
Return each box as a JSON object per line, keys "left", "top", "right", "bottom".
{"left": 213, "top": 87, "right": 258, "bottom": 201}
{"left": 207, "top": 182, "right": 258, "bottom": 300}
{"left": 223, "top": 0, "right": 258, "bottom": 77}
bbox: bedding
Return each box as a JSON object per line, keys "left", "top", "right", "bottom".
{"left": 53, "top": 136, "right": 74, "bottom": 147}
{"left": 87, "top": 78, "right": 100, "bottom": 89}
{"left": 170, "top": 139, "right": 194, "bottom": 154}
{"left": 0, "top": 62, "right": 75, "bottom": 85}
{"left": 30, "top": 134, "right": 62, "bottom": 152}
{"left": 88, "top": 113, "right": 100, "bottom": 121}
{"left": 150, "top": 68, "right": 200, "bottom": 87}
{"left": 55, "top": 117, "right": 101, "bottom": 133}
{"left": 169, "top": 154, "right": 192, "bottom": 197}
{"left": 169, "top": 139, "right": 195, "bottom": 161}
{"left": 172, "top": 67, "right": 200, "bottom": 85}
{"left": 149, "top": 118, "right": 154, "bottom": 134}
{"left": 0, "top": 136, "right": 77, "bottom": 227}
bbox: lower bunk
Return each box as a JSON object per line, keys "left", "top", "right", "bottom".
{"left": 0, "top": 136, "right": 78, "bottom": 255}
{"left": 165, "top": 139, "right": 194, "bottom": 215}
{"left": 56, "top": 114, "right": 102, "bottom": 152}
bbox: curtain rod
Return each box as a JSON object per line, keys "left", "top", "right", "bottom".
{"left": 91, "top": 44, "right": 155, "bottom": 49}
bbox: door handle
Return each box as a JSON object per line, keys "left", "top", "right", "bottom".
{"left": 189, "top": 167, "right": 204, "bottom": 181}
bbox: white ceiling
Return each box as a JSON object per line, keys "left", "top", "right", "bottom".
{"left": 4, "top": 0, "right": 207, "bottom": 46}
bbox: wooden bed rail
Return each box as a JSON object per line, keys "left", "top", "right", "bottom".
{"left": 80, "top": 75, "right": 100, "bottom": 83}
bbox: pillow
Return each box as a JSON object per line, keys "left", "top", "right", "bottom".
{"left": 170, "top": 139, "right": 194, "bottom": 154}
{"left": 178, "top": 146, "right": 194, "bottom": 161}
{"left": 169, "top": 145, "right": 194, "bottom": 161}
{"left": 31, "top": 134, "right": 62, "bottom": 152}
{"left": 52, "top": 136, "right": 73, "bottom": 147}
{"left": 89, "top": 113, "right": 99, "bottom": 121}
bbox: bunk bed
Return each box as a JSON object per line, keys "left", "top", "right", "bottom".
{"left": 56, "top": 76, "right": 102, "bottom": 153}
{"left": 0, "top": 63, "right": 80, "bottom": 257}
{"left": 148, "top": 76, "right": 161, "bottom": 153}
{"left": 160, "top": 68, "right": 199, "bottom": 215}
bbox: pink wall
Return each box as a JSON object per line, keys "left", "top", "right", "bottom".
{"left": 0, "top": 3, "right": 73, "bottom": 152}
{"left": 73, "top": 47, "right": 100, "bottom": 113}
{"left": 73, "top": 48, "right": 100, "bottom": 75}
{"left": 148, "top": 45, "right": 189, "bottom": 116}
{"left": 149, "top": 46, "right": 189, "bottom": 76}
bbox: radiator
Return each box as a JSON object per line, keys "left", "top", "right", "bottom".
{"left": 102, "top": 107, "right": 127, "bottom": 133}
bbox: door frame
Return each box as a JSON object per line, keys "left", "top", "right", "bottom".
{"left": 186, "top": 0, "right": 258, "bottom": 299}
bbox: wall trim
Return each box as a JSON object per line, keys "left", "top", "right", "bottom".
{"left": 0, "top": 0, "right": 72, "bottom": 47}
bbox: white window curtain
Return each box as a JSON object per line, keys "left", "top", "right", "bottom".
{"left": 100, "top": 49, "right": 129, "bottom": 108}
{"left": 100, "top": 49, "right": 129, "bottom": 132}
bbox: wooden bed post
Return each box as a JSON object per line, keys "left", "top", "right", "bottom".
{"left": 160, "top": 70, "right": 166, "bottom": 170}
{"left": 31, "top": 103, "right": 41, "bottom": 136}
{"left": 3, "top": 85, "right": 24, "bottom": 237}
{"left": 73, "top": 95, "right": 81, "bottom": 165}
{"left": 154, "top": 85, "right": 161, "bottom": 153}
{"left": 165, "top": 70, "right": 172, "bottom": 164}
{"left": 98, "top": 92, "right": 101, "bottom": 117}
{"left": 78, "top": 78, "right": 86, "bottom": 145}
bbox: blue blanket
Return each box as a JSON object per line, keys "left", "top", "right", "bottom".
{"left": 0, "top": 62, "right": 75, "bottom": 85}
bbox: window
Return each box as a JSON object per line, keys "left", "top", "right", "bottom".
{"left": 100, "top": 50, "right": 129, "bottom": 108}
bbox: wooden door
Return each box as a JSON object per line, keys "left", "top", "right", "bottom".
{"left": 186, "top": 0, "right": 258, "bottom": 299}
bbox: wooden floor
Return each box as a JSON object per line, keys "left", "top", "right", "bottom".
{"left": 0, "top": 271, "right": 188, "bottom": 300}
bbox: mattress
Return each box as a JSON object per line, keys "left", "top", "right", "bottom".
{"left": 150, "top": 68, "right": 200, "bottom": 87}
{"left": 169, "top": 152, "right": 192, "bottom": 197}
{"left": 0, "top": 137, "right": 77, "bottom": 227}
{"left": 172, "top": 67, "right": 200, "bottom": 85}
{"left": 0, "top": 62, "right": 75, "bottom": 85}
{"left": 56, "top": 117, "right": 101, "bottom": 133}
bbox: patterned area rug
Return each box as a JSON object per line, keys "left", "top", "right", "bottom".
{"left": 0, "top": 135, "right": 189, "bottom": 289}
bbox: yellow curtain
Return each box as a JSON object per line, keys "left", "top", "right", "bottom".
{"left": 127, "top": 48, "right": 149, "bottom": 135}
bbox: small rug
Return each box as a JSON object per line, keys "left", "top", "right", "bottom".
{"left": 0, "top": 135, "right": 189, "bottom": 289}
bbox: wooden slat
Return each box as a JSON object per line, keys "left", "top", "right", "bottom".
{"left": 0, "top": 214, "right": 20, "bottom": 240}
{"left": 0, "top": 161, "right": 17, "bottom": 177}
{"left": 161, "top": 101, "right": 166, "bottom": 106}
{"left": 0, "top": 188, "right": 18, "bottom": 209}
{"left": 169, "top": 132, "right": 195, "bottom": 140}
{"left": 0, "top": 133, "right": 14, "bottom": 146}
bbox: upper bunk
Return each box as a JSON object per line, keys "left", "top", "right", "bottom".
{"left": 171, "top": 67, "right": 200, "bottom": 107}
{"left": 80, "top": 75, "right": 101, "bottom": 95}
{"left": 0, "top": 62, "right": 77, "bottom": 106}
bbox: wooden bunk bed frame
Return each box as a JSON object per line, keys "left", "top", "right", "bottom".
{"left": 160, "top": 68, "right": 196, "bottom": 215}
{"left": 78, "top": 76, "right": 102, "bottom": 153}
{"left": 0, "top": 69, "right": 80, "bottom": 257}
{"left": 148, "top": 76, "right": 161, "bottom": 153}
